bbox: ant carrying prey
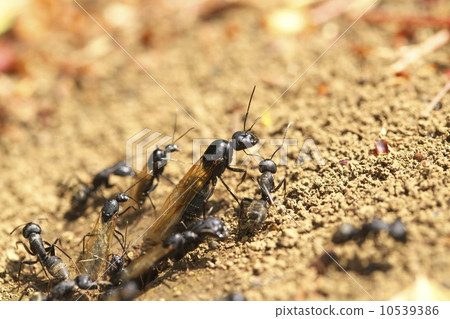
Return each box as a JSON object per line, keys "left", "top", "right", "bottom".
{"left": 77, "top": 189, "right": 138, "bottom": 281}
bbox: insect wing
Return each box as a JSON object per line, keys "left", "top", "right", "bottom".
{"left": 121, "top": 243, "right": 172, "bottom": 282}
{"left": 142, "top": 158, "right": 217, "bottom": 251}
{"left": 129, "top": 165, "right": 154, "bottom": 205}
{"left": 77, "top": 215, "right": 116, "bottom": 280}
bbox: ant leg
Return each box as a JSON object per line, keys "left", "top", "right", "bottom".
{"left": 43, "top": 238, "right": 62, "bottom": 255}
{"left": 254, "top": 177, "right": 274, "bottom": 205}
{"left": 227, "top": 166, "right": 247, "bottom": 187}
{"left": 114, "top": 230, "right": 126, "bottom": 252}
{"left": 104, "top": 180, "right": 115, "bottom": 189}
{"left": 160, "top": 174, "right": 175, "bottom": 186}
{"left": 15, "top": 241, "right": 35, "bottom": 256}
{"left": 180, "top": 221, "right": 188, "bottom": 230}
{"left": 81, "top": 233, "right": 94, "bottom": 255}
{"left": 17, "top": 260, "right": 38, "bottom": 280}
{"left": 118, "top": 205, "right": 137, "bottom": 217}
{"left": 203, "top": 181, "right": 217, "bottom": 219}
{"left": 218, "top": 176, "right": 240, "bottom": 206}
{"left": 205, "top": 206, "right": 214, "bottom": 218}
{"left": 273, "top": 178, "right": 286, "bottom": 194}
{"left": 202, "top": 200, "right": 208, "bottom": 220}
{"left": 146, "top": 194, "right": 156, "bottom": 211}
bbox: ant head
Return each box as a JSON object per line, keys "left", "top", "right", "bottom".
{"left": 258, "top": 122, "right": 293, "bottom": 172}
{"left": 259, "top": 159, "right": 277, "bottom": 173}
{"left": 108, "top": 254, "right": 126, "bottom": 277}
{"left": 109, "top": 254, "right": 125, "bottom": 269}
{"left": 23, "top": 223, "right": 41, "bottom": 238}
{"left": 151, "top": 148, "right": 166, "bottom": 162}
{"left": 75, "top": 274, "right": 96, "bottom": 290}
{"left": 165, "top": 143, "right": 179, "bottom": 154}
{"left": 116, "top": 193, "right": 130, "bottom": 203}
{"left": 165, "top": 116, "right": 194, "bottom": 155}
{"left": 192, "top": 217, "right": 229, "bottom": 240}
{"left": 101, "top": 199, "right": 119, "bottom": 222}
{"left": 71, "top": 188, "right": 89, "bottom": 207}
{"left": 232, "top": 131, "right": 259, "bottom": 151}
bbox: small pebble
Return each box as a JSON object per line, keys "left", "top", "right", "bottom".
{"left": 283, "top": 228, "right": 297, "bottom": 239}
{"left": 249, "top": 241, "right": 264, "bottom": 251}
{"left": 413, "top": 153, "right": 425, "bottom": 161}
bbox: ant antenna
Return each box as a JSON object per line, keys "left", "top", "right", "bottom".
{"left": 243, "top": 86, "right": 255, "bottom": 131}
{"left": 270, "top": 122, "right": 293, "bottom": 160}
{"left": 243, "top": 86, "right": 263, "bottom": 133}
{"left": 171, "top": 110, "right": 178, "bottom": 145}
{"left": 10, "top": 218, "right": 48, "bottom": 235}
{"left": 243, "top": 86, "right": 262, "bottom": 132}
{"left": 243, "top": 149, "right": 264, "bottom": 165}
{"left": 172, "top": 127, "right": 195, "bottom": 144}
{"left": 10, "top": 223, "right": 27, "bottom": 235}
{"left": 123, "top": 174, "right": 151, "bottom": 195}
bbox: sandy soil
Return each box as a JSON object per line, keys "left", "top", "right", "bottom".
{"left": 0, "top": 0, "right": 449, "bottom": 301}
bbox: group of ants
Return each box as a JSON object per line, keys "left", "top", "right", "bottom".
{"left": 10, "top": 87, "right": 407, "bottom": 301}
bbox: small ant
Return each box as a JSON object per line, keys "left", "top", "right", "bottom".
{"left": 252, "top": 122, "right": 292, "bottom": 205}
{"left": 332, "top": 218, "right": 407, "bottom": 244}
{"left": 131, "top": 121, "right": 194, "bottom": 209}
{"left": 10, "top": 222, "right": 76, "bottom": 282}
{"left": 237, "top": 123, "right": 292, "bottom": 235}
{"left": 62, "top": 161, "right": 135, "bottom": 220}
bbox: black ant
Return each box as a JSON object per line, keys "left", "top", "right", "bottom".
{"left": 237, "top": 123, "right": 292, "bottom": 235}
{"left": 141, "top": 86, "right": 260, "bottom": 253}
{"left": 62, "top": 161, "right": 135, "bottom": 220}
{"left": 252, "top": 122, "right": 292, "bottom": 205}
{"left": 332, "top": 218, "right": 407, "bottom": 244}
{"left": 77, "top": 190, "right": 138, "bottom": 281}
{"left": 10, "top": 222, "right": 76, "bottom": 282}
{"left": 130, "top": 117, "right": 194, "bottom": 209}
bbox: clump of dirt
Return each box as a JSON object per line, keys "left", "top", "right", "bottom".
{"left": 0, "top": 0, "right": 449, "bottom": 301}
